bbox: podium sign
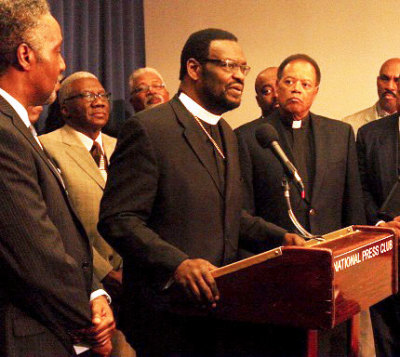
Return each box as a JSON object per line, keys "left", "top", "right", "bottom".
{"left": 210, "top": 226, "right": 397, "bottom": 330}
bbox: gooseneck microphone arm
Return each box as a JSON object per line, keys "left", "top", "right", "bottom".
{"left": 281, "top": 177, "right": 315, "bottom": 239}
{"left": 255, "top": 123, "right": 305, "bottom": 199}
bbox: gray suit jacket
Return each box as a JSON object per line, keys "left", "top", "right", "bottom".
{"left": 40, "top": 125, "right": 122, "bottom": 281}
{"left": 0, "top": 97, "right": 93, "bottom": 356}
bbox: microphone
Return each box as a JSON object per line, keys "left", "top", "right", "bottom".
{"left": 255, "top": 123, "right": 305, "bottom": 199}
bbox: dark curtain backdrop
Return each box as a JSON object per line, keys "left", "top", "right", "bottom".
{"left": 38, "top": 0, "right": 145, "bottom": 136}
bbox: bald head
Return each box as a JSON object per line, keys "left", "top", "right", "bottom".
{"left": 255, "top": 67, "right": 279, "bottom": 117}
{"left": 377, "top": 58, "right": 400, "bottom": 114}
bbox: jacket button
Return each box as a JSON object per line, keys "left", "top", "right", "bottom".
{"left": 309, "top": 208, "right": 317, "bottom": 216}
{"left": 82, "top": 262, "right": 90, "bottom": 269}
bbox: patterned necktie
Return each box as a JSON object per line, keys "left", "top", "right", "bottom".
{"left": 90, "top": 141, "right": 108, "bottom": 180}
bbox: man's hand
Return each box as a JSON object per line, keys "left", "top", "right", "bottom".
{"left": 282, "top": 233, "right": 306, "bottom": 246}
{"left": 102, "top": 269, "right": 123, "bottom": 302}
{"left": 73, "top": 295, "right": 116, "bottom": 357}
{"left": 377, "top": 216, "right": 400, "bottom": 239}
{"left": 174, "top": 258, "right": 219, "bottom": 308}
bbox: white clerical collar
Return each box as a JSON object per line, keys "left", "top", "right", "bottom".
{"left": 178, "top": 92, "right": 221, "bottom": 125}
{"left": 0, "top": 88, "right": 30, "bottom": 129}
{"left": 292, "top": 120, "right": 302, "bottom": 129}
{"left": 65, "top": 124, "right": 104, "bottom": 153}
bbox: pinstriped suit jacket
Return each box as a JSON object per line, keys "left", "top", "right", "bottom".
{"left": 0, "top": 96, "right": 93, "bottom": 356}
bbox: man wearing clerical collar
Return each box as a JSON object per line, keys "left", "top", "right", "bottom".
{"left": 236, "top": 53, "right": 371, "bottom": 356}
{"left": 99, "top": 28, "right": 303, "bottom": 356}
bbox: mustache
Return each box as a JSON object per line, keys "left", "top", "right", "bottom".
{"left": 382, "top": 89, "right": 396, "bottom": 97}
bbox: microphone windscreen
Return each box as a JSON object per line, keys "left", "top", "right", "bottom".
{"left": 255, "top": 123, "right": 279, "bottom": 148}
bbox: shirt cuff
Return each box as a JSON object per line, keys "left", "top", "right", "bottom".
{"left": 90, "top": 289, "right": 112, "bottom": 304}
{"left": 376, "top": 220, "right": 386, "bottom": 226}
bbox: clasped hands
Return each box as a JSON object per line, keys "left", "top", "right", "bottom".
{"left": 72, "top": 295, "right": 116, "bottom": 357}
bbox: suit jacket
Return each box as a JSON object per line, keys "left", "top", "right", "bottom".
{"left": 235, "top": 111, "right": 366, "bottom": 237}
{"left": 40, "top": 125, "right": 122, "bottom": 281}
{"left": 342, "top": 102, "right": 384, "bottom": 136}
{"left": 0, "top": 96, "right": 93, "bottom": 356}
{"left": 98, "top": 96, "right": 286, "bottom": 330}
{"left": 356, "top": 113, "right": 399, "bottom": 224}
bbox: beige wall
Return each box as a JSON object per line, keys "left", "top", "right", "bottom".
{"left": 144, "top": 0, "right": 400, "bottom": 129}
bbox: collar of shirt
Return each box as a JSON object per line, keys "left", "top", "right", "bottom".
{"left": 0, "top": 88, "right": 30, "bottom": 129}
{"left": 178, "top": 92, "right": 221, "bottom": 125}
{"left": 65, "top": 124, "right": 104, "bottom": 153}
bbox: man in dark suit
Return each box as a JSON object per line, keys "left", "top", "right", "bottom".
{"left": 0, "top": 1, "right": 114, "bottom": 356}
{"left": 357, "top": 98, "right": 400, "bottom": 356}
{"left": 235, "top": 54, "right": 369, "bottom": 356}
{"left": 99, "top": 28, "right": 304, "bottom": 356}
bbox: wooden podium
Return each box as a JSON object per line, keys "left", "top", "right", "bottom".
{"left": 208, "top": 225, "right": 398, "bottom": 356}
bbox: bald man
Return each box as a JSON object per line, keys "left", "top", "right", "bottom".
{"left": 255, "top": 66, "right": 279, "bottom": 118}
{"left": 343, "top": 58, "right": 400, "bottom": 134}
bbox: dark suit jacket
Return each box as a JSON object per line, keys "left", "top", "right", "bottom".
{"left": 235, "top": 111, "right": 366, "bottom": 236}
{"left": 356, "top": 113, "right": 400, "bottom": 357}
{"left": 98, "top": 96, "right": 287, "bottom": 340}
{"left": 0, "top": 96, "right": 93, "bottom": 356}
{"left": 356, "top": 113, "right": 399, "bottom": 224}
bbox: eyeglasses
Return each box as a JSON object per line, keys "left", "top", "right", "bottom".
{"left": 201, "top": 58, "right": 251, "bottom": 76}
{"left": 64, "top": 92, "right": 111, "bottom": 103}
{"left": 132, "top": 83, "right": 166, "bottom": 94}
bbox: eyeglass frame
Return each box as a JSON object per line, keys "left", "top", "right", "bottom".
{"left": 63, "top": 92, "right": 112, "bottom": 103}
{"left": 131, "top": 83, "right": 166, "bottom": 94}
{"left": 199, "top": 58, "right": 251, "bottom": 76}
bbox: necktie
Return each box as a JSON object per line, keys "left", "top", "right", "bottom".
{"left": 90, "top": 141, "right": 108, "bottom": 180}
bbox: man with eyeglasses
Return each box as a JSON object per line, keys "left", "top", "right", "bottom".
{"left": 236, "top": 54, "right": 369, "bottom": 356}
{"left": 128, "top": 67, "right": 170, "bottom": 113}
{"left": 40, "top": 71, "right": 135, "bottom": 357}
{"left": 99, "top": 28, "right": 304, "bottom": 356}
{"left": 343, "top": 58, "right": 400, "bottom": 135}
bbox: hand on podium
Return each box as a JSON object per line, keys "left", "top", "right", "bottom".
{"left": 283, "top": 233, "right": 306, "bottom": 246}
{"left": 174, "top": 258, "right": 220, "bottom": 308}
{"left": 377, "top": 216, "right": 400, "bottom": 239}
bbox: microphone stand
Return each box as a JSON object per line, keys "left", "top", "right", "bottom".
{"left": 282, "top": 177, "right": 324, "bottom": 241}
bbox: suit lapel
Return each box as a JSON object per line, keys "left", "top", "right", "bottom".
{"left": 60, "top": 126, "right": 105, "bottom": 189}
{"left": 378, "top": 115, "right": 398, "bottom": 187}
{"left": 309, "top": 113, "right": 328, "bottom": 204}
{"left": 270, "top": 112, "right": 296, "bottom": 165}
{"left": 170, "top": 97, "right": 224, "bottom": 196}
{"left": 0, "top": 97, "right": 66, "bottom": 189}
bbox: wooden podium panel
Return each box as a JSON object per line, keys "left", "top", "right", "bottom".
{"left": 207, "top": 226, "right": 397, "bottom": 330}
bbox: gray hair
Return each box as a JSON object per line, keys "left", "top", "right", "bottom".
{"left": 58, "top": 71, "right": 98, "bottom": 104}
{"left": 0, "top": 0, "right": 50, "bottom": 75}
{"left": 128, "top": 67, "right": 165, "bottom": 93}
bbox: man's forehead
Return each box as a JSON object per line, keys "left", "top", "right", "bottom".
{"left": 71, "top": 77, "right": 104, "bottom": 91}
{"left": 135, "top": 72, "right": 163, "bottom": 86}
{"left": 209, "top": 40, "right": 246, "bottom": 62}
{"left": 380, "top": 63, "right": 400, "bottom": 76}
{"left": 281, "top": 60, "right": 316, "bottom": 79}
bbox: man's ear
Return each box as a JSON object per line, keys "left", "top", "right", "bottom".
{"left": 186, "top": 58, "right": 202, "bottom": 81}
{"left": 60, "top": 103, "right": 69, "bottom": 117}
{"left": 15, "top": 43, "right": 36, "bottom": 71}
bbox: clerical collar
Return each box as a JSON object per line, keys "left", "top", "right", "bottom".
{"left": 178, "top": 92, "right": 221, "bottom": 125}
{"left": 281, "top": 113, "right": 310, "bottom": 129}
{"left": 0, "top": 87, "right": 30, "bottom": 129}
